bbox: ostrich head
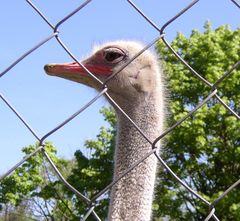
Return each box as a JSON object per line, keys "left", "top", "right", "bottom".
{"left": 44, "top": 41, "right": 161, "bottom": 105}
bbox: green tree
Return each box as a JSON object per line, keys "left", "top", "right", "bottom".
{"left": 66, "top": 107, "right": 116, "bottom": 220}
{"left": 0, "top": 201, "right": 36, "bottom": 221}
{"left": 0, "top": 142, "right": 75, "bottom": 220}
{"left": 0, "top": 108, "right": 116, "bottom": 221}
{"left": 154, "top": 23, "right": 240, "bottom": 220}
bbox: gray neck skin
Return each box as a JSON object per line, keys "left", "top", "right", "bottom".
{"left": 108, "top": 91, "right": 164, "bottom": 221}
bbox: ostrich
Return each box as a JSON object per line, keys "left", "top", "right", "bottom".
{"left": 44, "top": 41, "right": 164, "bottom": 221}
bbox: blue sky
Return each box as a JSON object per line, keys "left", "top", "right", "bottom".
{"left": 0, "top": 0, "right": 239, "bottom": 174}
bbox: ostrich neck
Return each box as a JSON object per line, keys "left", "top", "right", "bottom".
{"left": 108, "top": 91, "right": 164, "bottom": 221}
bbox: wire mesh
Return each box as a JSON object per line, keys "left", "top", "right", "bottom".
{"left": 0, "top": 0, "right": 240, "bottom": 220}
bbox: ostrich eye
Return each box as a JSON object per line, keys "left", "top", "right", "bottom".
{"left": 105, "top": 52, "right": 122, "bottom": 62}
{"left": 104, "top": 48, "right": 126, "bottom": 63}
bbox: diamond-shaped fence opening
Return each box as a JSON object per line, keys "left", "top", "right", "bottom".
{"left": 0, "top": 1, "right": 240, "bottom": 220}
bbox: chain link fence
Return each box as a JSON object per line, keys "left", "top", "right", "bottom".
{"left": 1, "top": 0, "right": 240, "bottom": 220}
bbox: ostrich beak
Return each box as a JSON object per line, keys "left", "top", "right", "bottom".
{"left": 44, "top": 61, "right": 113, "bottom": 84}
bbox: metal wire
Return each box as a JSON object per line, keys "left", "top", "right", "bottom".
{"left": 0, "top": 0, "right": 240, "bottom": 220}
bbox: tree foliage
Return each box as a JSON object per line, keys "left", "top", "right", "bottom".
{"left": 154, "top": 23, "right": 240, "bottom": 221}
{"left": 65, "top": 107, "right": 116, "bottom": 220}
{"left": 0, "top": 143, "right": 74, "bottom": 220}
{"left": 0, "top": 109, "right": 116, "bottom": 221}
